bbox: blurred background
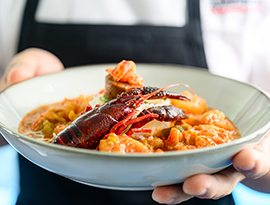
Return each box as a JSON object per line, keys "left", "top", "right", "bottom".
{"left": 0, "top": 145, "right": 270, "bottom": 205}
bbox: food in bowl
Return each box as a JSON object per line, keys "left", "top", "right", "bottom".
{"left": 18, "top": 60, "right": 241, "bottom": 153}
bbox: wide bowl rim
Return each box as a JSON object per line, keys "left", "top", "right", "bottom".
{"left": 1, "top": 63, "right": 270, "bottom": 158}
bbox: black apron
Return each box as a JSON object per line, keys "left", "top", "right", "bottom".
{"left": 16, "top": 0, "right": 235, "bottom": 204}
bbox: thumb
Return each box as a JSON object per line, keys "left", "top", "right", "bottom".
{"left": 1, "top": 48, "right": 64, "bottom": 89}
{"left": 6, "top": 62, "right": 39, "bottom": 86}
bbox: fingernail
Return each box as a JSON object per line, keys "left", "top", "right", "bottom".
{"left": 238, "top": 162, "right": 255, "bottom": 172}
{"left": 8, "top": 63, "right": 21, "bottom": 72}
{"left": 236, "top": 162, "right": 256, "bottom": 177}
{"left": 166, "top": 197, "right": 176, "bottom": 204}
{"left": 6, "top": 64, "right": 21, "bottom": 84}
{"left": 196, "top": 189, "right": 207, "bottom": 197}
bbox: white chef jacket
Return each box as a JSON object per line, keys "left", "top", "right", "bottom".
{"left": 1, "top": 0, "right": 270, "bottom": 91}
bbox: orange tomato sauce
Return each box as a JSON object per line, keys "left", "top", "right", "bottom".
{"left": 18, "top": 95, "right": 92, "bottom": 143}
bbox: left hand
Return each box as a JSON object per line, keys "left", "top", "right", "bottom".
{"left": 152, "top": 132, "right": 270, "bottom": 204}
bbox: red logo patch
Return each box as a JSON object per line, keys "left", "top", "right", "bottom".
{"left": 211, "top": 0, "right": 261, "bottom": 13}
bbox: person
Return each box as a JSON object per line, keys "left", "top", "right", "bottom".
{"left": 0, "top": 0, "right": 270, "bottom": 204}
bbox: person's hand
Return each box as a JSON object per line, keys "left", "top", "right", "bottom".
{"left": 152, "top": 132, "right": 270, "bottom": 204}
{"left": 0, "top": 48, "right": 64, "bottom": 91}
{"left": 0, "top": 48, "right": 64, "bottom": 146}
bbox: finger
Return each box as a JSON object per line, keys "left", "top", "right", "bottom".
{"left": 182, "top": 166, "right": 245, "bottom": 200}
{"left": 152, "top": 184, "right": 193, "bottom": 204}
{"left": 6, "top": 62, "right": 38, "bottom": 85}
{"left": 233, "top": 133, "right": 270, "bottom": 179}
{"left": 30, "top": 48, "right": 64, "bottom": 75}
{"left": 3, "top": 48, "right": 64, "bottom": 87}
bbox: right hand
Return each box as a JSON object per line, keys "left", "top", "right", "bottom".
{"left": 152, "top": 132, "right": 270, "bottom": 204}
{"left": 0, "top": 48, "right": 64, "bottom": 91}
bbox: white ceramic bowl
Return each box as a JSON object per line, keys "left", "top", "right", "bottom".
{"left": 1, "top": 64, "right": 270, "bottom": 191}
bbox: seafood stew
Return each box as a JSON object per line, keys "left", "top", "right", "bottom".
{"left": 18, "top": 60, "right": 241, "bottom": 153}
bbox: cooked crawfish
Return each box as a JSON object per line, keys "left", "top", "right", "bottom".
{"left": 52, "top": 84, "right": 189, "bottom": 149}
